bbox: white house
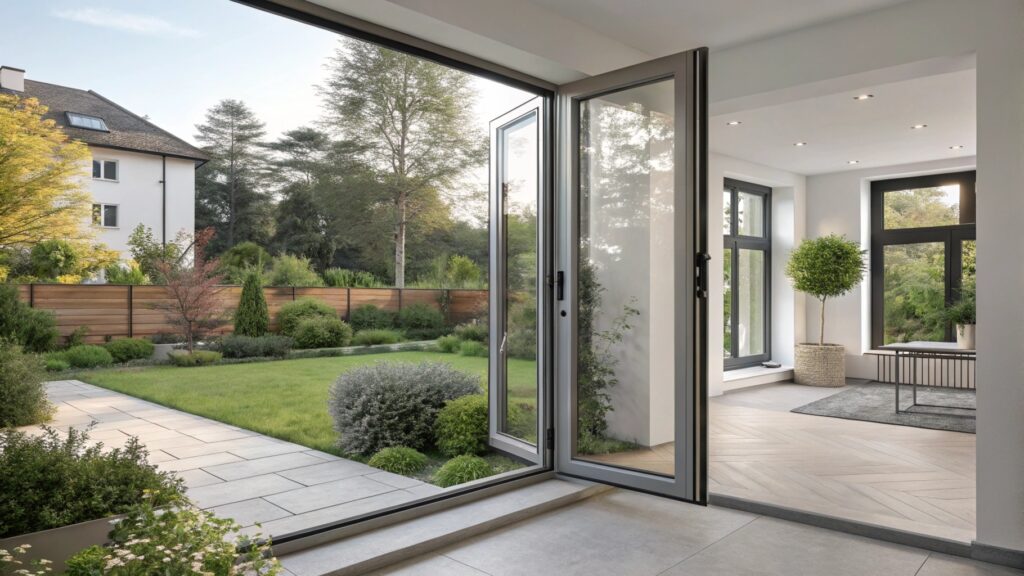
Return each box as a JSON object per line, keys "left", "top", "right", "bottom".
{"left": 0, "top": 65, "right": 206, "bottom": 258}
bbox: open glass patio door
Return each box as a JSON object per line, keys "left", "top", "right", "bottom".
{"left": 488, "top": 97, "right": 550, "bottom": 464}
{"left": 555, "top": 48, "right": 709, "bottom": 502}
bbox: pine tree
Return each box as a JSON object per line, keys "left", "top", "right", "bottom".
{"left": 234, "top": 267, "right": 269, "bottom": 337}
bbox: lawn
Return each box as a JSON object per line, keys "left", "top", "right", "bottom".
{"left": 81, "top": 351, "right": 538, "bottom": 455}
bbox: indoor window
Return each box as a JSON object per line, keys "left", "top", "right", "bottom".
{"left": 92, "top": 159, "right": 118, "bottom": 181}
{"left": 92, "top": 203, "right": 118, "bottom": 228}
{"left": 723, "top": 178, "right": 770, "bottom": 369}
{"left": 870, "top": 171, "right": 976, "bottom": 346}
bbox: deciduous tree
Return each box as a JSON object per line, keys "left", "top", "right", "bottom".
{"left": 151, "top": 228, "right": 226, "bottom": 352}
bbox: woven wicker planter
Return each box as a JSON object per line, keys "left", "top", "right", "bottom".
{"left": 794, "top": 343, "right": 846, "bottom": 387}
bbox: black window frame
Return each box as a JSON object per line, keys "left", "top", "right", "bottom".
{"left": 723, "top": 178, "right": 771, "bottom": 370}
{"left": 870, "top": 170, "right": 976, "bottom": 349}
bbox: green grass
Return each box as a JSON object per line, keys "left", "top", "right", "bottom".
{"left": 81, "top": 351, "right": 538, "bottom": 455}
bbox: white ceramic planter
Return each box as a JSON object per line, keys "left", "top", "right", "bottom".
{"left": 0, "top": 515, "right": 118, "bottom": 573}
{"left": 956, "top": 324, "right": 976, "bottom": 350}
{"left": 794, "top": 343, "right": 846, "bottom": 387}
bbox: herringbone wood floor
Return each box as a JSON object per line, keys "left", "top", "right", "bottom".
{"left": 587, "top": 383, "right": 976, "bottom": 543}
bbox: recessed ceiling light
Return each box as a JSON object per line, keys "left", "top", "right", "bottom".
{"left": 853, "top": 94, "right": 874, "bottom": 101}
{"left": 950, "top": 145, "right": 965, "bottom": 150}
{"left": 847, "top": 160, "right": 860, "bottom": 165}
{"left": 726, "top": 120, "right": 742, "bottom": 126}
{"left": 793, "top": 142, "right": 808, "bottom": 147}
{"left": 911, "top": 124, "right": 928, "bottom": 130}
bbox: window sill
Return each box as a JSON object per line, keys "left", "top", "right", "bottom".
{"left": 714, "top": 364, "right": 794, "bottom": 396}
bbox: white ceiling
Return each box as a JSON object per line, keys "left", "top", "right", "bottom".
{"left": 525, "top": 0, "right": 912, "bottom": 55}
{"left": 710, "top": 68, "right": 976, "bottom": 176}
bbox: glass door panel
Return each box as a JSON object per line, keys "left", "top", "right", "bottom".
{"left": 556, "top": 49, "right": 708, "bottom": 502}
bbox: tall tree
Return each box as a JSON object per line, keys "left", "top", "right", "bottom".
{"left": 194, "top": 99, "right": 271, "bottom": 253}
{"left": 318, "top": 38, "right": 483, "bottom": 287}
{"left": 264, "top": 126, "right": 331, "bottom": 187}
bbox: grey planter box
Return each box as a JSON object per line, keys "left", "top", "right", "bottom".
{"left": 151, "top": 342, "right": 183, "bottom": 361}
{"left": 0, "top": 515, "right": 118, "bottom": 573}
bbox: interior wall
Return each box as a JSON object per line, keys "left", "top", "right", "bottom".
{"left": 803, "top": 156, "right": 977, "bottom": 379}
{"left": 708, "top": 152, "right": 806, "bottom": 396}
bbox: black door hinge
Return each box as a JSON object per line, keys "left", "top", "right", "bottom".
{"left": 546, "top": 428, "right": 555, "bottom": 446}
{"left": 555, "top": 271, "right": 565, "bottom": 301}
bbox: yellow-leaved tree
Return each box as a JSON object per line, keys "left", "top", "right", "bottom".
{"left": 0, "top": 94, "right": 114, "bottom": 281}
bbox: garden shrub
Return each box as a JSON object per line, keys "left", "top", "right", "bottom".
{"left": 507, "top": 298, "right": 537, "bottom": 360}
{"left": 328, "top": 361, "right": 480, "bottom": 455}
{"left": 66, "top": 325, "right": 90, "bottom": 348}
{"left": 0, "top": 284, "right": 59, "bottom": 352}
{"left": 367, "top": 446, "right": 428, "bottom": 476}
{"left": 277, "top": 297, "right": 337, "bottom": 336}
{"left": 0, "top": 341, "right": 52, "bottom": 427}
{"left": 65, "top": 493, "right": 279, "bottom": 576}
{"left": 168, "top": 350, "right": 222, "bottom": 367}
{"left": 435, "top": 394, "right": 488, "bottom": 457}
{"left": 293, "top": 316, "right": 353, "bottom": 349}
{"left": 149, "top": 332, "right": 183, "bottom": 344}
{"left": 62, "top": 344, "right": 114, "bottom": 369}
{"left": 398, "top": 303, "right": 446, "bottom": 340}
{"left": 434, "top": 455, "right": 494, "bottom": 488}
{"left": 349, "top": 304, "right": 396, "bottom": 331}
{"left": 352, "top": 329, "right": 403, "bottom": 346}
{"left": 105, "top": 338, "right": 155, "bottom": 363}
{"left": 234, "top": 267, "right": 270, "bottom": 337}
{"left": 215, "top": 334, "right": 293, "bottom": 358}
{"left": 459, "top": 340, "right": 488, "bottom": 357}
{"left": 323, "top": 267, "right": 384, "bottom": 288}
{"left": 220, "top": 241, "right": 270, "bottom": 283}
{"left": 104, "top": 260, "right": 150, "bottom": 285}
{"left": 453, "top": 322, "right": 488, "bottom": 342}
{"left": 0, "top": 427, "right": 183, "bottom": 538}
{"left": 436, "top": 335, "right": 461, "bottom": 353}
{"left": 266, "top": 254, "right": 323, "bottom": 287}
{"left": 44, "top": 357, "right": 70, "bottom": 372}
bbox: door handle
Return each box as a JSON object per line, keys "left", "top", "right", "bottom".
{"left": 499, "top": 333, "right": 508, "bottom": 355}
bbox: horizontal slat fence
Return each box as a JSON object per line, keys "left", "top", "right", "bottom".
{"left": 15, "top": 284, "right": 487, "bottom": 344}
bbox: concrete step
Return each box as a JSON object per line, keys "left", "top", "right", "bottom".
{"left": 278, "top": 478, "right": 610, "bottom": 576}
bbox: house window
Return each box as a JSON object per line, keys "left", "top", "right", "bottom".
{"left": 870, "top": 170, "right": 976, "bottom": 347}
{"left": 66, "top": 112, "right": 109, "bottom": 132}
{"left": 92, "top": 203, "right": 118, "bottom": 228}
{"left": 92, "top": 159, "right": 118, "bottom": 181}
{"left": 723, "top": 178, "right": 771, "bottom": 369}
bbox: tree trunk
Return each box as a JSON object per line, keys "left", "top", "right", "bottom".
{"left": 394, "top": 195, "right": 406, "bottom": 288}
{"left": 819, "top": 296, "right": 827, "bottom": 346}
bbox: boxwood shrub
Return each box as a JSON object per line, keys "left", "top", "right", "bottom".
{"left": 105, "top": 338, "right": 155, "bottom": 363}
{"left": 62, "top": 344, "right": 114, "bottom": 369}
{"left": 215, "top": 334, "right": 294, "bottom": 358}
{"left": 277, "top": 297, "right": 337, "bottom": 337}
{"left": 398, "top": 303, "right": 446, "bottom": 340}
{"left": 0, "top": 341, "right": 53, "bottom": 427}
{"left": 168, "top": 350, "right": 222, "bottom": 367}
{"left": 349, "top": 304, "right": 396, "bottom": 331}
{"left": 435, "top": 394, "right": 488, "bottom": 457}
{"left": 293, "top": 316, "right": 353, "bottom": 349}
{"left": 453, "top": 323, "right": 488, "bottom": 343}
{"left": 0, "top": 284, "right": 59, "bottom": 352}
{"left": 436, "top": 335, "right": 461, "bottom": 354}
{"left": 434, "top": 455, "right": 495, "bottom": 488}
{"left": 352, "top": 329, "right": 403, "bottom": 346}
{"left": 459, "top": 340, "right": 488, "bottom": 357}
{"left": 328, "top": 361, "right": 480, "bottom": 455}
{"left": 367, "top": 446, "right": 428, "bottom": 476}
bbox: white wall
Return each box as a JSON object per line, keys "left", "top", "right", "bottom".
{"left": 803, "top": 156, "right": 977, "bottom": 379}
{"left": 86, "top": 147, "right": 196, "bottom": 258}
{"left": 708, "top": 153, "right": 806, "bottom": 396}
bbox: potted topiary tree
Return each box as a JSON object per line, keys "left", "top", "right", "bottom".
{"left": 785, "top": 234, "right": 866, "bottom": 387}
{"left": 944, "top": 293, "right": 976, "bottom": 349}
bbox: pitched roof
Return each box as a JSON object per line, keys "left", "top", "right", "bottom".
{"left": 2, "top": 79, "right": 209, "bottom": 163}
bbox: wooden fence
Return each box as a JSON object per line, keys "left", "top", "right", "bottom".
{"left": 14, "top": 284, "right": 488, "bottom": 344}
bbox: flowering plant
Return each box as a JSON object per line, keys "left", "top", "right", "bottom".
{"left": 65, "top": 491, "right": 280, "bottom": 576}
{"left": 0, "top": 544, "right": 52, "bottom": 576}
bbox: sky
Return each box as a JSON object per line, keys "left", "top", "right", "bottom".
{"left": 0, "top": 0, "right": 536, "bottom": 147}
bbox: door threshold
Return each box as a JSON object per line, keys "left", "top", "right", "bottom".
{"left": 708, "top": 492, "right": 972, "bottom": 558}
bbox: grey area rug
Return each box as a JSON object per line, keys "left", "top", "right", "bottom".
{"left": 791, "top": 383, "right": 976, "bottom": 434}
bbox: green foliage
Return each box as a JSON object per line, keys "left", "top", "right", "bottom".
{"left": 66, "top": 325, "right": 90, "bottom": 348}
{"left": 65, "top": 492, "right": 280, "bottom": 576}
{"left": 277, "top": 297, "right": 338, "bottom": 336}
{"left": 433, "top": 455, "right": 494, "bottom": 488}
{"left": 29, "top": 239, "right": 78, "bottom": 279}
{"left": 349, "top": 304, "right": 396, "bottom": 331}
{"left": 235, "top": 268, "right": 270, "bottom": 336}
{"left": 413, "top": 254, "right": 484, "bottom": 289}
{"left": 168, "top": 350, "right": 222, "bottom": 367}
{"left": 104, "top": 260, "right": 150, "bottom": 285}
{"left": 436, "top": 335, "right": 461, "bottom": 353}
{"left": 786, "top": 234, "right": 866, "bottom": 345}
{"left": 398, "top": 302, "right": 446, "bottom": 340}
{"left": 0, "top": 341, "right": 52, "bottom": 427}
{"left": 214, "top": 334, "right": 293, "bottom": 358}
{"left": 323, "top": 267, "right": 385, "bottom": 288}
{"left": 127, "top": 224, "right": 184, "bottom": 281}
{"left": 367, "top": 446, "right": 428, "bottom": 476}
{"left": 944, "top": 294, "right": 976, "bottom": 325}
{"left": 104, "top": 338, "right": 155, "bottom": 363}
{"left": 435, "top": 394, "right": 488, "bottom": 457}
{"left": 220, "top": 241, "right": 269, "bottom": 283}
{"left": 44, "top": 357, "right": 70, "bottom": 372}
{"left": 576, "top": 263, "right": 639, "bottom": 454}
{"left": 459, "top": 340, "right": 488, "bottom": 357}
{"left": 293, "top": 316, "right": 353, "bottom": 349}
{"left": 266, "top": 254, "right": 324, "bottom": 287}
{"left": 507, "top": 296, "right": 537, "bottom": 360}
{"left": 61, "top": 344, "right": 114, "bottom": 369}
{"left": 352, "top": 329, "right": 403, "bottom": 346}
{"left": 0, "top": 284, "right": 59, "bottom": 352}
{"left": 0, "top": 426, "right": 184, "bottom": 538}
{"left": 328, "top": 361, "right": 480, "bottom": 454}
{"left": 453, "top": 323, "right": 487, "bottom": 342}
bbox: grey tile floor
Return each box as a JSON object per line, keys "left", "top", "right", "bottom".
{"left": 369, "top": 490, "right": 1024, "bottom": 576}
{"left": 34, "top": 381, "right": 444, "bottom": 537}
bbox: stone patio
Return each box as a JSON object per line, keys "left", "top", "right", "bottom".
{"left": 33, "top": 380, "right": 444, "bottom": 538}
